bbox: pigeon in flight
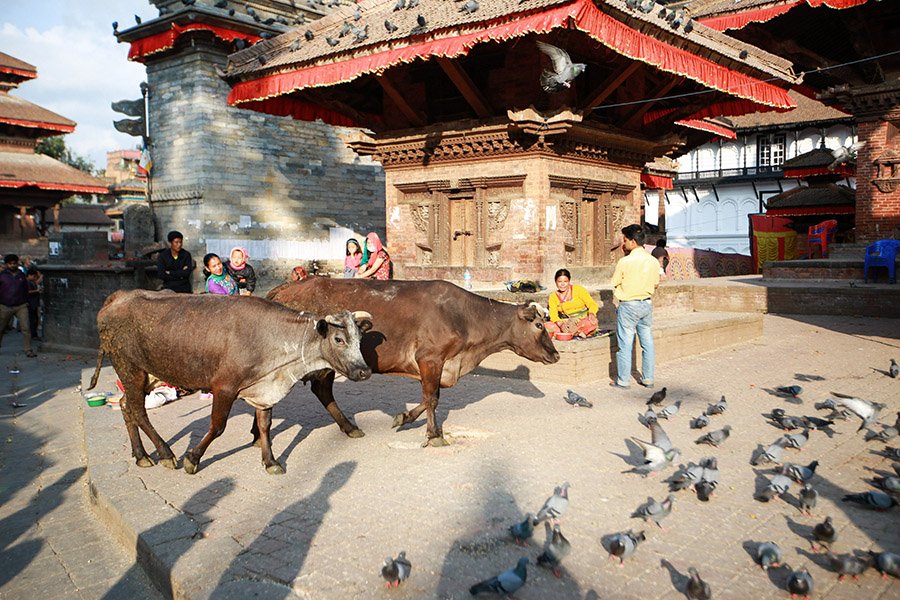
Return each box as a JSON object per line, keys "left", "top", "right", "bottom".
{"left": 534, "top": 482, "right": 569, "bottom": 525}
{"left": 811, "top": 516, "right": 836, "bottom": 551}
{"left": 381, "top": 551, "right": 412, "bottom": 587}
{"left": 470, "top": 557, "right": 528, "bottom": 596}
{"left": 786, "top": 567, "right": 813, "bottom": 599}
{"left": 757, "top": 541, "right": 783, "bottom": 571}
{"left": 630, "top": 433, "right": 680, "bottom": 476}
{"left": 509, "top": 513, "right": 534, "bottom": 546}
{"left": 536, "top": 41, "right": 586, "bottom": 93}
{"left": 828, "top": 141, "right": 866, "bottom": 170}
{"left": 686, "top": 567, "right": 711, "bottom": 600}
{"left": 536, "top": 523, "right": 571, "bottom": 578}
{"left": 829, "top": 392, "right": 886, "bottom": 432}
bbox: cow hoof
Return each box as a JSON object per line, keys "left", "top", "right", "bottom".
{"left": 423, "top": 436, "right": 450, "bottom": 448}
{"left": 159, "top": 457, "right": 177, "bottom": 470}
{"left": 392, "top": 413, "right": 409, "bottom": 428}
{"left": 136, "top": 456, "right": 155, "bottom": 468}
{"left": 183, "top": 457, "right": 199, "bottom": 475}
{"left": 347, "top": 428, "right": 366, "bottom": 439}
{"left": 266, "top": 463, "right": 286, "bottom": 475}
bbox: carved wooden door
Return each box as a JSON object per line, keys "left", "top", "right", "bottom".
{"left": 449, "top": 198, "right": 477, "bottom": 266}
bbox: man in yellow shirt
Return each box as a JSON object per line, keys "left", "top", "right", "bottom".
{"left": 610, "top": 224, "right": 660, "bottom": 389}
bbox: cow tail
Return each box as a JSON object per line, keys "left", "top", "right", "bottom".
{"left": 87, "top": 348, "right": 105, "bottom": 390}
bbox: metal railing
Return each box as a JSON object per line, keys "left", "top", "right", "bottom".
{"left": 675, "top": 165, "right": 783, "bottom": 182}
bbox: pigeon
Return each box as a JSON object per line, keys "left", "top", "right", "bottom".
{"left": 757, "top": 541, "right": 783, "bottom": 571}
{"left": 811, "top": 516, "right": 836, "bottom": 551}
{"left": 259, "top": 31, "right": 275, "bottom": 39}
{"left": 536, "top": 523, "right": 571, "bottom": 578}
{"left": 416, "top": 14, "right": 426, "bottom": 27}
{"left": 353, "top": 7, "right": 361, "bottom": 21}
{"left": 565, "top": 389, "right": 592, "bottom": 408}
{"left": 658, "top": 400, "right": 681, "bottom": 420}
{"left": 607, "top": 530, "right": 645, "bottom": 566}
{"left": 536, "top": 41, "right": 586, "bottom": 93}
{"left": 890, "top": 359, "right": 899, "bottom": 378}
{"left": 257, "top": 55, "right": 266, "bottom": 65}
{"left": 695, "top": 425, "right": 731, "bottom": 447}
{"left": 686, "top": 567, "right": 711, "bottom": 600}
{"left": 756, "top": 473, "right": 791, "bottom": 502}
{"left": 865, "top": 423, "right": 899, "bottom": 442}
{"left": 842, "top": 490, "right": 898, "bottom": 510}
{"left": 646, "top": 387, "right": 667, "bottom": 406}
{"left": 381, "top": 551, "right": 412, "bottom": 587}
{"left": 869, "top": 550, "right": 900, "bottom": 579}
{"left": 878, "top": 447, "right": 900, "bottom": 461}
{"left": 304, "top": 30, "right": 314, "bottom": 41}
{"left": 407, "top": 0, "right": 419, "bottom": 8}
{"left": 339, "top": 22, "right": 352, "bottom": 37}
{"left": 873, "top": 475, "right": 900, "bottom": 494}
{"left": 289, "top": 38, "right": 300, "bottom": 52}
{"left": 234, "top": 38, "right": 247, "bottom": 50}
{"left": 183, "top": 0, "right": 196, "bottom": 5}
{"left": 534, "top": 482, "right": 569, "bottom": 524}
{"left": 625, "top": 0, "right": 639, "bottom": 8}
{"left": 800, "top": 415, "right": 834, "bottom": 431}
{"left": 326, "top": 36, "right": 339, "bottom": 46}
{"left": 695, "top": 480, "right": 716, "bottom": 503}
{"left": 509, "top": 513, "right": 534, "bottom": 546}
{"left": 263, "top": 17, "right": 276, "bottom": 25}
{"left": 894, "top": 461, "right": 900, "bottom": 477}
{"left": 214, "top": 0, "right": 228, "bottom": 7}
{"left": 739, "top": 49, "right": 749, "bottom": 60}
{"left": 783, "top": 429, "right": 810, "bottom": 450}
{"left": 777, "top": 385, "right": 803, "bottom": 398}
{"left": 112, "top": 21, "right": 119, "bottom": 33}
{"left": 470, "top": 557, "right": 528, "bottom": 596}
{"left": 799, "top": 484, "right": 818, "bottom": 515}
{"left": 639, "top": 407, "right": 658, "bottom": 426}
{"left": 670, "top": 463, "right": 704, "bottom": 492}
{"left": 134, "top": 15, "right": 142, "bottom": 25}
{"left": 690, "top": 414, "right": 710, "bottom": 429}
{"left": 631, "top": 495, "right": 674, "bottom": 528}
{"left": 786, "top": 567, "right": 813, "bottom": 599}
{"left": 459, "top": 0, "right": 480, "bottom": 14}
{"left": 705, "top": 396, "right": 727, "bottom": 416}
{"left": 384, "top": 19, "right": 398, "bottom": 33}
{"left": 352, "top": 25, "right": 368, "bottom": 42}
{"left": 670, "top": 11, "right": 685, "bottom": 30}
{"left": 630, "top": 435, "right": 680, "bottom": 476}
{"left": 827, "top": 141, "right": 866, "bottom": 170}
{"left": 638, "top": 0, "right": 655, "bottom": 12}
{"left": 778, "top": 460, "right": 818, "bottom": 484}
{"left": 752, "top": 439, "right": 786, "bottom": 466}
{"left": 695, "top": 459, "right": 718, "bottom": 502}
{"left": 828, "top": 552, "right": 873, "bottom": 581}
{"left": 829, "top": 392, "right": 886, "bottom": 431}
{"left": 648, "top": 420, "right": 674, "bottom": 453}
{"left": 683, "top": 19, "right": 694, "bottom": 34}
{"left": 393, "top": 0, "right": 406, "bottom": 10}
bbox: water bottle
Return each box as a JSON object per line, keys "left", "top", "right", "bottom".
{"left": 463, "top": 269, "right": 472, "bottom": 290}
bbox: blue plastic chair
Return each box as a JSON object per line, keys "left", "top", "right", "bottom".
{"left": 863, "top": 239, "right": 900, "bottom": 283}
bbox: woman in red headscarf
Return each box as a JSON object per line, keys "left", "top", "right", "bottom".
{"left": 355, "top": 232, "right": 392, "bottom": 280}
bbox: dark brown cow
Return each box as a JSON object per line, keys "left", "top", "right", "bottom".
{"left": 266, "top": 278, "right": 559, "bottom": 445}
{"left": 88, "top": 290, "right": 372, "bottom": 474}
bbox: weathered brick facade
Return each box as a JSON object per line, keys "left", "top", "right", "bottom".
{"left": 856, "top": 118, "right": 900, "bottom": 241}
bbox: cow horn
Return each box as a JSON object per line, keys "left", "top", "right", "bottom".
{"left": 528, "top": 301, "right": 549, "bottom": 319}
{"left": 324, "top": 314, "right": 343, "bottom": 326}
{"left": 352, "top": 310, "right": 372, "bottom": 321}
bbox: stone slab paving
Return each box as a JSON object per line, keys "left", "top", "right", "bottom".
{"left": 79, "top": 314, "right": 900, "bottom": 599}
{"left": 0, "top": 341, "right": 162, "bottom": 600}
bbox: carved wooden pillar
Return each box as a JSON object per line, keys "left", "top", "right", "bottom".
{"left": 434, "top": 191, "right": 449, "bottom": 265}
{"left": 52, "top": 203, "right": 60, "bottom": 233}
{"left": 474, "top": 186, "right": 486, "bottom": 267}
{"left": 658, "top": 189, "right": 666, "bottom": 233}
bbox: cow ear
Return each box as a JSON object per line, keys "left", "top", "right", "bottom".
{"left": 316, "top": 319, "right": 328, "bottom": 337}
{"left": 517, "top": 303, "right": 538, "bottom": 321}
{"left": 355, "top": 318, "right": 373, "bottom": 333}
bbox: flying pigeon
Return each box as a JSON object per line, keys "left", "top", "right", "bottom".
{"left": 873, "top": 475, "right": 900, "bottom": 494}
{"left": 459, "top": 0, "right": 480, "bottom": 14}
{"left": 381, "top": 551, "right": 412, "bottom": 587}
{"left": 777, "top": 385, "right": 803, "bottom": 398}
{"left": 536, "top": 41, "right": 586, "bottom": 93}
{"left": 630, "top": 435, "right": 680, "bottom": 476}
{"left": 756, "top": 473, "right": 791, "bottom": 502}
{"left": 607, "top": 530, "right": 645, "bottom": 566}
{"left": 890, "top": 358, "right": 899, "bottom": 378}
{"left": 509, "top": 513, "right": 534, "bottom": 546}
{"left": 799, "top": 484, "right": 818, "bottom": 515}
{"left": 829, "top": 391, "right": 886, "bottom": 431}
{"left": 811, "top": 516, "right": 836, "bottom": 551}
{"left": 640, "top": 407, "right": 658, "bottom": 427}
{"left": 752, "top": 439, "right": 786, "bottom": 466}
{"left": 690, "top": 414, "right": 710, "bottom": 429}
{"left": 686, "top": 567, "right": 711, "bottom": 600}
{"left": 828, "top": 141, "right": 866, "bottom": 171}
{"left": 869, "top": 550, "right": 900, "bottom": 579}
{"left": 670, "top": 463, "right": 704, "bottom": 492}
{"left": 565, "top": 389, "right": 593, "bottom": 408}
{"left": 384, "top": 19, "right": 398, "bottom": 33}
{"left": 534, "top": 482, "right": 569, "bottom": 525}
{"left": 828, "top": 552, "right": 873, "bottom": 581}
{"left": 695, "top": 425, "right": 731, "bottom": 447}
{"left": 705, "top": 396, "right": 727, "bottom": 416}
{"left": 658, "top": 400, "right": 681, "bottom": 420}
{"left": 842, "top": 490, "right": 898, "bottom": 510}
{"left": 647, "top": 387, "right": 667, "bottom": 406}
{"left": 536, "top": 523, "right": 571, "bottom": 578}
{"left": 786, "top": 567, "right": 813, "bottom": 599}
{"left": 470, "top": 557, "right": 528, "bottom": 596}
{"left": 649, "top": 420, "right": 674, "bottom": 452}
{"left": 757, "top": 541, "right": 783, "bottom": 571}
{"left": 631, "top": 494, "right": 674, "bottom": 528}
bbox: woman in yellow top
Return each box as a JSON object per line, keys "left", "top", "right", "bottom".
{"left": 546, "top": 268, "right": 600, "bottom": 337}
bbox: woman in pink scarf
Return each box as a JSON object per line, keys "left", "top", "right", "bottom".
{"left": 224, "top": 246, "right": 256, "bottom": 295}
{"left": 355, "top": 232, "right": 392, "bottom": 280}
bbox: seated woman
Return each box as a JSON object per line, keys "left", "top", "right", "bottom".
{"left": 343, "top": 238, "right": 363, "bottom": 278}
{"left": 355, "top": 232, "right": 392, "bottom": 280}
{"left": 224, "top": 246, "right": 256, "bottom": 295}
{"left": 203, "top": 253, "right": 239, "bottom": 295}
{"left": 546, "top": 268, "right": 600, "bottom": 337}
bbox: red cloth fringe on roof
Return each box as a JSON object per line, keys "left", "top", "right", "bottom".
{"left": 0, "top": 66, "right": 36, "bottom": 79}
{"left": 674, "top": 118, "right": 736, "bottom": 139}
{"left": 0, "top": 180, "right": 109, "bottom": 194}
{"left": 228, "top": 0, "right": 794, "bottom": 119}
{"left": 0, "top": 117, "right": 75, "bottom": 133}
{"left": 767, "top": 205, "right": 854, "bottom": 216}
{"left": 128, "top": 24, "right": 261, "bottom": 62}
{"left": 783, "top": 165, "right": 854, "bottom": 178}
{"left": 700, "top": 0, "right": 869, "bottom": 31}
{"left": 641, "top": 173, "right": 673, "bottom": 189}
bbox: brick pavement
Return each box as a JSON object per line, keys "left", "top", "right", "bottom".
{"left": 77, "top": 313, "right": 900, "bottom": 599}
{"left": 0, "top": 340, "right": 161, "bottom": 600}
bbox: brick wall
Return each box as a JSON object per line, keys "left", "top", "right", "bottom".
{"left": 855, "top": 118, "right": 900, "bottom": 243}
{"left": 144, "top": 42, "right": 386, "bottom": 292}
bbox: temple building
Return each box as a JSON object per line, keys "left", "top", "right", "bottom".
{"left": 0, "top": 51, "right": 109, "bottom": 258}
{"left": 223, "top": 0, "right": 799, "bottom": 284}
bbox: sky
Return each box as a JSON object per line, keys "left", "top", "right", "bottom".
{"left": 1, "top": 0, "right": 152, "bottom": 171}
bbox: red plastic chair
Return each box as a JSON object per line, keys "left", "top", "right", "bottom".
{"left": 807, "top": 219, "right": 837, "bottom": 258}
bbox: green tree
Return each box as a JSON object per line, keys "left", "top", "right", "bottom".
{"left": 35, "top": 136, "right": 97, "bottom": 175}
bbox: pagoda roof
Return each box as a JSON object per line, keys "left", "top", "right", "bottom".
{"left": 683, "top": 0, "right": 871, "bottom": 30}
{"left": 0, "top": 93, "right": 76, "bottom": 134}
{"left": 57, "top": 204, "right": 114, "bottom": 226}
{"left": 728, "top": 89, "right": 850, "bottom": 130}
{"left": 0, "top": 51, "right": 37, "bottom": 80}
{"left": 225, "top": 0, "right": 797, "bottom": 117}
{"left": 0, "top": 151, "right": 110, "bottom": 196}
{"left": 765, "top": 183, "right": 854, "bottom": 211}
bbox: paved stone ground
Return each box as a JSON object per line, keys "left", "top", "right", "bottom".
{"left": 0, "top": 339, "right": 161, "bottom": 599}
{"left": 76, "top": 314, "right": 899, "bottom": 599}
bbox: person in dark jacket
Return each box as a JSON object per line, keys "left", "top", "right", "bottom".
{"left": 0, "top": 254, "right": 35, "bottom": 356}
{"left": 224, "top": 246, "right": 256, "bottom": 295}
{"left": 26, "top": 267, "right": 42, "bottom": 340}
{"left": 157, "top": 230, "right": 194, "bottom": 293}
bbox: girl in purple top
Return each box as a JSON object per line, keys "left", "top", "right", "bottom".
{"left": 203, "top": 253, "right": 238, "bottom": 295}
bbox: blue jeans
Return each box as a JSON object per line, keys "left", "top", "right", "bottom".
{"left": 615, "top": 299, "right": 654, "bottom": 386}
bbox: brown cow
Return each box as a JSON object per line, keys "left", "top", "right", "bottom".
{"left": 88, "top": 290, "right": 372, "bottom": 474}
{"left": 266, "top": 278, "right": 559, "bottom": 446}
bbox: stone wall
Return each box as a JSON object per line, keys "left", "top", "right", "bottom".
{"left": 144, "top": 41, "right": 385, "bottom": 292}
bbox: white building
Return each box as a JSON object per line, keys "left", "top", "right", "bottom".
{"left": 646, "top": 91, "right": 855, "bottom": 255}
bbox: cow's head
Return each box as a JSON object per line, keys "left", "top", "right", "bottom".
{"left": 509, "top": 303, "right": 560, "bottom": 364}
{"left": 315, "top": 310, "right": 373, "bottom": 381}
